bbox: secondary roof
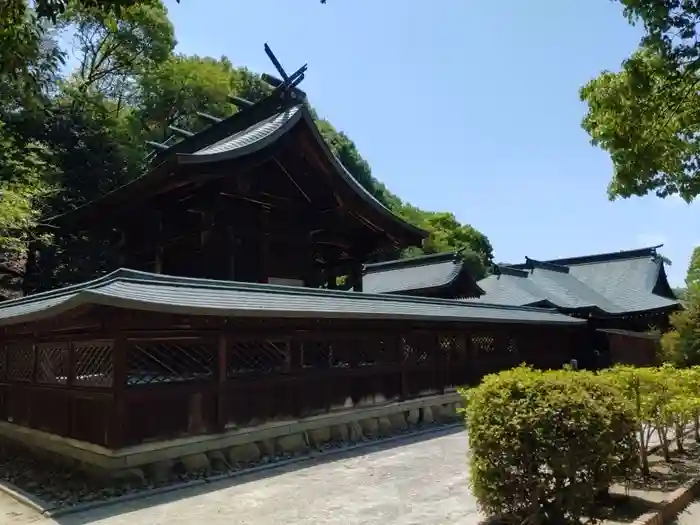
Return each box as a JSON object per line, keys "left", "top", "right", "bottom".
{"left": 363, "top": 252, "right": 484, "bottom": 298}
{"left": 0, "top": 269, "right": 584, "bottom": 327}
{"left": 472, "top": 246, "right": 680, "bottom": 315}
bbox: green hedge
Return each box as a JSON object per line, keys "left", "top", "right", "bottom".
{"left": 461, "top": 366, "right": 638, "bottom": 525}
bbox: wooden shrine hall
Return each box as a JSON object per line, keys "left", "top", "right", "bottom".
{"left": 0, "top": 46, "right": 588, "bottom": 469}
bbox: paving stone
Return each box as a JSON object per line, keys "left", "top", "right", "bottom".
{"left": 406, "top": 408, "right": 420, "bottom": 425}
{"left": 227, "top": 442, "right": 261, "bottom": 464}
{"left": 330, "top": 423, "right": 349, "bottom": 442}
{"left": 146, "top": 459, "right": 174, "bottom": 483}
{"left": 181, "top": 453, "right": 210, "bottom": 473}
{"left": 276, "top": 433, "right": 308, "bottom": 454}
{"left": 348, "top": 421, "right": 364, "bottom": 441}
{"left": 308, "top": 427, "right": 332, "bottom": 447}
{"left": 388, "top": 412, "right": 408, "bottom": 431}
{"left": 359, "top": 418, "right": 380, "bottom": 438}
{"left": 377, "top": 417, "right": 393, "bottom": 437}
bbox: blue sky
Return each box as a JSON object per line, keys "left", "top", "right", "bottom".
{"left": 163, "top": 0, "right": 697, "bottom": 285}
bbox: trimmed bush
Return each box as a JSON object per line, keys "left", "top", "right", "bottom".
{"left": 461, "top": 366, "right": 638, "bottom": 525}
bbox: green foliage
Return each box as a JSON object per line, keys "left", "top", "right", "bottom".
{"left": 0, "top": 122, "right": 56, "bottom": 254}
{"left": 1, "top": 0, "right": 494, "bottom": 293}
{"left": 601, "top": 365, "right": 700, "bottom": 468}
{"left": 461, "top": 366, "right": 638, "bottom": 524}
{"left": 581, "top": 2, "right": 700, "bottom": 202}
{"left": 661, "top": 246, "right": 700, "bottom": 366}
{"left": 58, "top": 0, "right": 175, "bottom": 97}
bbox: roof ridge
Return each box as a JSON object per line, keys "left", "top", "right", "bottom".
{"left": 364, "top": 252, "right": 459, "bottom": 272}
{"left": 155, "top": 91, "right": 297, "bottom": 160}
{"left": 0, "top": 269, "right": 130, "bottom": 308}
{"left": 96, "top": 269, "right": 565, "bottom": 315}
{"left": 525, "top": 258, "right": 570, "bottom": 273}
{"left": 494, "top": 266, "right": 529, "bottom": 278}
{"left": 509, "top": 245, "right": 663, "bottom": 268}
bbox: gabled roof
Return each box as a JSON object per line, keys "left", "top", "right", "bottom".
{"left": 362, "top": 252, "right": 484, "bottom": 297}
{"left": 0, "top": 269, "right": 584, "bottom": 327}
{"left": 49, "top": 88, "right": 427, "bottom": 247}
{"left": 472, "top": 246, "right": 680, "bottom": 315}
{"left": 479, "top": 246, "right": 680, "bottom": 315}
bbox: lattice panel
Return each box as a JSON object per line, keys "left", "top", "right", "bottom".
{"left": 471, "top": 335, "right": 495, "bottom": 354}
{"left": 507, "top": 337, "right": 518, "bottom": 354}
{"left": 402, "top": 335, "right": 430, "bottom": 365}
{"left": 439, "top": 335, "right": 457, "bottom": 360}
{"left": 352, "top": 338, "right": 390, "bottom": 367}
{"left": 226, "top": 340, "right": 289, "bottom": 377}
{"left": 35, "top": 342, "right": 68, "bottom": 384}
{"left": 8, "top": 343, "right": 34, "bottom": 382}
{"left": 127, "top": 339, "right": 215, "bottom": 385}
{"left": 301, "top": 341, "right": 332, "bottom": 369}
{"left": 74, "top": 340, "right": 114, "bottom": 387}
{"left": 325, "top": 338, "right": 388, "bottom": 368}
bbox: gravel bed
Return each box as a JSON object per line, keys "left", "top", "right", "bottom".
{"left": 0, "top": 419, "right": 458, "bottom": 509}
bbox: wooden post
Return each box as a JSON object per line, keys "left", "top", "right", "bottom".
{"left": 109, "top": 336, "right": 127, "bottom": 449}
{"left": 350, "top": 261, "right": 363, "bottom": 292}
{"left": 227, "top": 226, "right": 237, "bottom": 280}
{"left": 67, "top": 341, "right": 76, "bottom": 438}
{"left": 199, "top": 211, "right": 216, "bottom": 278}
{"left": 327, "top": 263, "right": 337, "bottom": 290}
{"left": 217, "top": 333, "right": 227, "bottom": 430}
{"left": 154, "top": 213, "right": 164, "bottom": 274}
{"left": 259, "top": 209, "right": 270, "bottom": 283}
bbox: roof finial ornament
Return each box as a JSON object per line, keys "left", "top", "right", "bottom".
{"left": 262, "top": 43, "right": 308, "bottom": 101}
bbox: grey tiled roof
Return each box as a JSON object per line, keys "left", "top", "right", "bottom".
{"left": 0, "top": 269, "right": 584, "bottom": 327}
{"left": 363, "top": 252, "right": 483, "bottom": 296}
{"left": 472, "top": 247, "right": 680, "bottom": 315}
{"left": 193, "top": 106, "right": 300, "bottom": 157}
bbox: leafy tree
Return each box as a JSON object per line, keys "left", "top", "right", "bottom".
{"left": 57, "top": 0, "right": 175, "bottom": 100}
{"left": 581, "top": 1, "right": 700, "bottom": 201}
{"left": 0, "top": 122, "right": 56, "bottom": 255}
{"left": 662, "top": 246, "right": 700, "bottom": 366}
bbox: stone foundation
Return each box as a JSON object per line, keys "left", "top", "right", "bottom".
{"left": 0, "top": 392, "right": 464, "bottom": 481}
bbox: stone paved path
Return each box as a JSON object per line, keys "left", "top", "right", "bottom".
{"left": 0, "top": 427, "right": 483, "bottom": 525}
{"left": 670, "top": 498, "right": 700, "bottom": 525}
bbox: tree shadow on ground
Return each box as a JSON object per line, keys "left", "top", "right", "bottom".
{"left": 599, "top": 493, "right": 661, "bottom": 523}
{"left": 476, "top": 494, "right": 660, "bottom": 525}
{"left": 627, "top": 442, "right": 700, "bottom": 493}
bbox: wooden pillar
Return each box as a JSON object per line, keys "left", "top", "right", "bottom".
{"left": 154, "top": 213, "right": 164, "bottom": 274}
{"left": 350, "top": 261, "right": 363, "bottom": 292}
{"left": 259, "top": 208, "right": 270, "bottom": 283}
{"left": 227, "top": 226, "right": 237, "bottom": 280}
{"left": 327, "top": 262, "right": 338, "bottom": 290}
{"left": 200, "top": 211, "right": 216, "bottom": 278}
{"left": 216, "top": 333, "right": 227, "bottom": 430}
{"left": 109, "top": 336, "right": 127, "bottom": 449}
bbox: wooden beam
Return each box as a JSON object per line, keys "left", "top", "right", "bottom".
{"left": 273, "top": 158, "right": 312, "bottom": 203}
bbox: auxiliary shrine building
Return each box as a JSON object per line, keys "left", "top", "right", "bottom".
{"left": 0, "top": 51, "right": 592, "bottom": 471}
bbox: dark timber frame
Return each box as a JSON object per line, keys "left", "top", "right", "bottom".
{"left": 0, "top": 269, "right": 587, "bottom": 449}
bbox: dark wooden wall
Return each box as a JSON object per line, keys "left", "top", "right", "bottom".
{"left": 0, "top": 306, "right": 587, "bottom": 448}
